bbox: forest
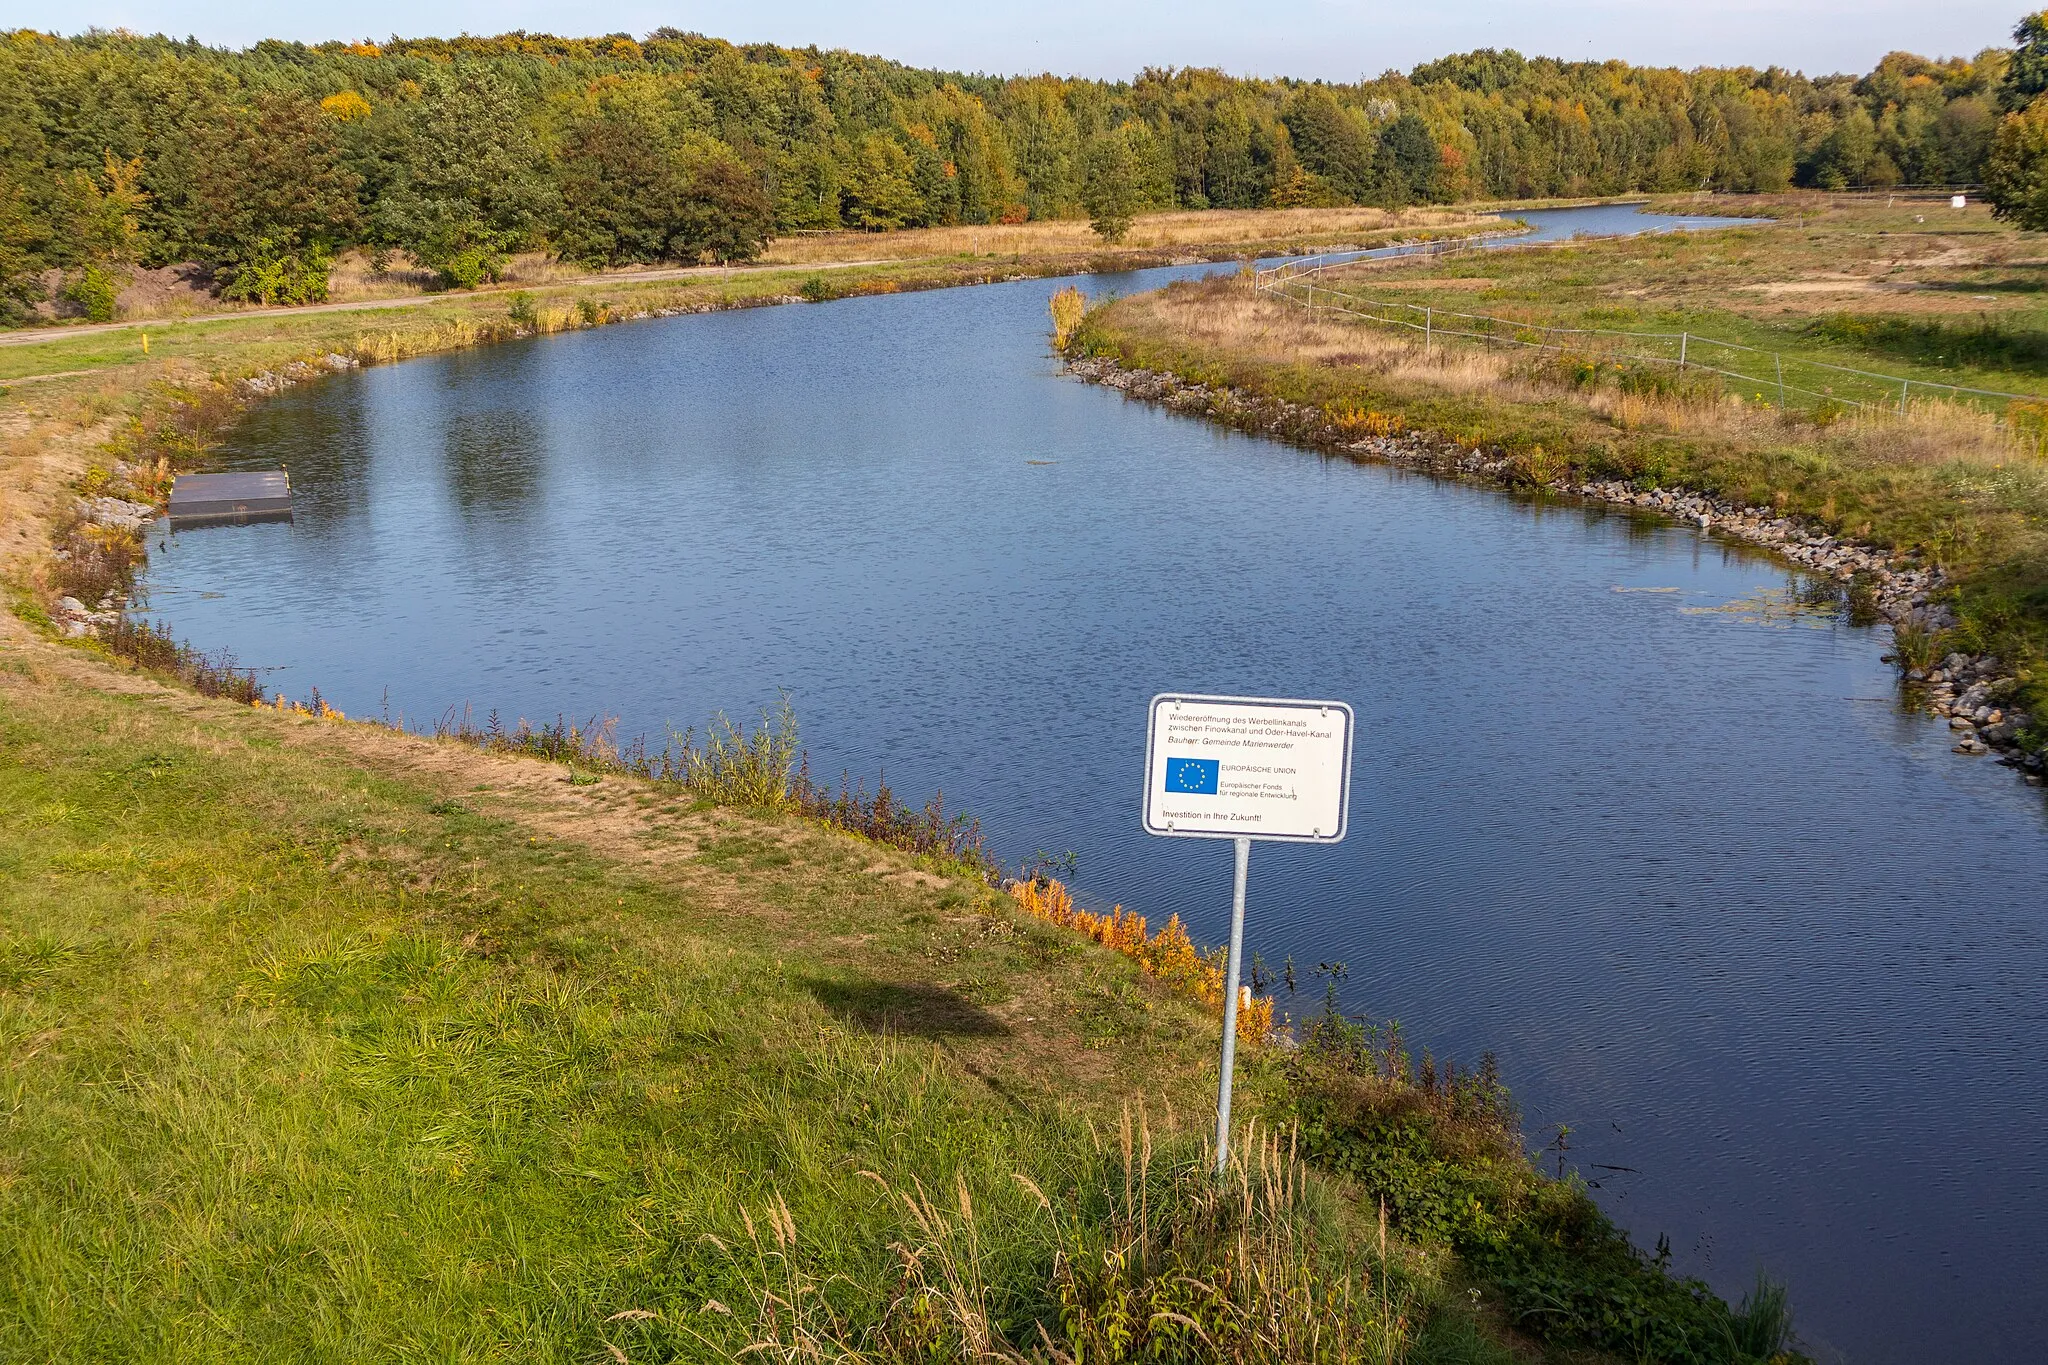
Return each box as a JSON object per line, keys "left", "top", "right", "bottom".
{"left": 0, "top": 25, "right": 2027, "bottom": 316}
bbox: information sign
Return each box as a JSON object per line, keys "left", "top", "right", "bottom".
{"left": 1139, "top": 691, "right": 1356, "bottom": 1172}
{"left": 1143, "top": 694, "right": 1353, "bottom": 842}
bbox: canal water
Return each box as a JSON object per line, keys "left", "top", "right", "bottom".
{"left": 136, "top": 207, "right": 2047, "bottom": 1364}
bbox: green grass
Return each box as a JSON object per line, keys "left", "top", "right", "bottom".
{"left": 0, "top": 663, "right": 1225, "bottom": 1360}
{"left": 1309, "top": 197, "right": 2048, "bottom": 409}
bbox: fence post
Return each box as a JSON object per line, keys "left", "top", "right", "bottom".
{"left": 1679, "top": 332, "right": 1689, "bottom": 371}
{"left": 1899, "top": 378, "right": 1909, "bottom": 415}
{"left": 1425, "top": 306, "right": 1433, "bottom": 353}
{"left": 1775, "top": 353, "right": 1785, "bottom": 410}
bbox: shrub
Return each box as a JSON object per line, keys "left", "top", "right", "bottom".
{"left": 219, "top": 240, "right": 333, "bottom": 305}
{"left": 61, "top": 264, "right": 121, "bottom": 322}
{"left": 1280, "top": 999, "right": 1807, "bottom": 1364}
{"left": 435, "top": 245, "right": 504, "bottom": 291}
{"left": 51, "top": 521, "right": 137, "bottom": 603}
{"left": 1048, "top": 286, "right": 1086, "bottom": 349}
{"left": 506, "top": 291, "right": 538, "bottom": 326}
{"left": 102, "top": 618, "right": 263, "bottom": 703}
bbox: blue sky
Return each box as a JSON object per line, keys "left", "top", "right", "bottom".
{"left": 5, "top": 0, "right": 2023, "bottom": 81}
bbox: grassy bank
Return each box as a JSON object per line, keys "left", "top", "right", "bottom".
{"left": 3, "top": 205, "right": 1808, "bottom": 1362}
{"left": 1070, "top": 199, "right": 2048, "bottom": 761}
{"left": 0, "top": 632, "right": 1805, "bottom": 1363}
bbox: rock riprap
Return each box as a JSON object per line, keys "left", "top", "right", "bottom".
{"left": 1069, "top": 355, "right": 2039, "bottom": 791}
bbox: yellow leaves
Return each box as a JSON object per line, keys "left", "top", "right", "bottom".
{"left": 1009, "top": 878, "right": 1273, "bottom": 1042}
{"left": 258, "top": 694, "right": 348, "bottom": 722}
{"left": 320, "top": 90, "right": 373, "bottom": 122}
{"left": 1326, "top": 401, "right": 1400, "bottom": 438}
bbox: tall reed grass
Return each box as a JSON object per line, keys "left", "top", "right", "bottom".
{"left": 427, "top": 697, "right": 993, "bottom": 872}
{"left": 709, "top": 1111, "right": 1420, "bottom": 1364}
{"left": 1049, "top": 287, "right": 1086, "bottom": 350}
{"left": 101, "top": 617, "right": 262, "bottom": 703}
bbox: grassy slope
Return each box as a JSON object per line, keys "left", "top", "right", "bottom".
{"left": 1077, "top": 201, "right": 2048, "bottom": 739}
{"left": 0, "top": 644, "right": 1226, "bottom": 1360}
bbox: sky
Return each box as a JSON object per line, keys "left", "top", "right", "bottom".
{"left": 0, "top": 0, "right": 2024, "bottom": 81}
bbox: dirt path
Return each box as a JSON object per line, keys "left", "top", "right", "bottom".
{"left": 0, "top": 256, "right": 894, "bottom": 348}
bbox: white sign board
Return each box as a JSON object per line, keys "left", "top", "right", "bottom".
{"left": 1142, "top": 693, "right": 1353, "bottom": 843}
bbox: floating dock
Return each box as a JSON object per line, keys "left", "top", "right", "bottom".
{"left": 167, "top": 471, "right": 293, "bottom": 528}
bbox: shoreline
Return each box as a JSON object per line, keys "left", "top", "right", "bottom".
{"left": 22, "top": 226, "right": 1499, "bottom": 644}
{"left": 1065, "top": 353, "right": 2044, "bottom": 789}
{"left": 0, "top": 223, "right": 1501, "bottom": 359}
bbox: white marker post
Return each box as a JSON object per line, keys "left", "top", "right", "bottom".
{"left": 1142, "top": 693, "right": 1354, "bottom": 1172}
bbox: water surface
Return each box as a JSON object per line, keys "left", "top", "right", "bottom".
{"left": 138, "top": 207, "right": 2045, "bottom": 1364}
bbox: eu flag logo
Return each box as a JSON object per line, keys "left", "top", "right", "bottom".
{"left": 1165, "top": 757, "right": 1219, "bottom": 795}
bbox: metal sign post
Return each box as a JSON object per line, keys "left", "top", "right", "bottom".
{"left": 1142, "top": 693, "right": 1354, "bottom": 1173}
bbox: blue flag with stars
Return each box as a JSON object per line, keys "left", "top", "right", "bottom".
{"left": 1165, "top": 757, "right": 1219, "bottom": 795}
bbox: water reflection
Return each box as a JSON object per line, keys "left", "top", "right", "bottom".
{"left": 441, "top": 408, "right": 546, "bottom": 520}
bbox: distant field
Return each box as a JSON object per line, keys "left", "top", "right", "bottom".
{"left": 1303, "top": 194, "right": 2048, "bottom": 409}
{"left": 756, "top": 204, "right": 1495, "bottom": 264}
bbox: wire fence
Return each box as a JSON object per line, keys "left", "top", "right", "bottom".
{"left": 1254, "top": 250, "right": 2046, "bottom": 423}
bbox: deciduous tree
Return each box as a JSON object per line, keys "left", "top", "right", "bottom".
{"left": 1986, "top": 97, "right": 2048, "bottom": 228}
{"left": 1082, "top": 125, "right": 1143, "bottom": 242}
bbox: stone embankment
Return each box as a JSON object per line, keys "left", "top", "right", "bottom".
{"left": 1067, "top": 355, "right": 2041, "bottom": 790}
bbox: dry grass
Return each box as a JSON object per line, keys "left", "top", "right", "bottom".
{"left": 759, "top": 207, "right": 1493, "bottom": 265}
{"left": 326, "top": 248, "right": 590, "bottom": 302}
{"left": 1138, "top": 276, "right": 2047, "bottom": 473}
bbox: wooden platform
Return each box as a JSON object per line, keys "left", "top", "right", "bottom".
{"left": 167, "top": 471, "right": 292, "bottom": 527}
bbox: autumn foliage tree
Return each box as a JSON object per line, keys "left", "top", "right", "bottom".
{"left": 0, "top": 23, "right": 2039, "bottom": 320}
{"left": 1081, "top": 125, "right": 1145, "bottom": 242}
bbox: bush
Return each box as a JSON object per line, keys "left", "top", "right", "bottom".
{"left": 61, "top": 264, "right": 121, "bottom": 322}
{"left": 102, "top": 618, "right": 263, "bottom": 704}
{"left": 219, "top": 241, "right": 332, "bottom": 305}
{"left": 434, "top": 245, "right": 504, "bottom": 291}
{"left": 1280, "top": 1000, "right": 1806, "bottom": 1364}
{"left": 506, "top": 291, "right": 538, "bottom": 326}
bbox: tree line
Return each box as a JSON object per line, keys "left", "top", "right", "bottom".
{"left": 0, "top": 24, "right": 2034, "bottom": 320}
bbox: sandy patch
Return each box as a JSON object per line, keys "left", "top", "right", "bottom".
{"left": 1739, "top": 278, "right": 1886, "bottom": 295}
